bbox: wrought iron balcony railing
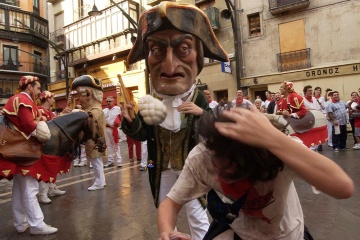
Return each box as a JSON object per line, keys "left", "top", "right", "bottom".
{"left": 49, "top": 28, "right": 65, "bottom": 45}
{"left": 277, "top": 48, "right": 310, "bottom": 72}
{"left": 0, "top": 60, "right": 48, "bottom": 75}
{"left": 269, "top": 0, "right": 310, "bottom": 15}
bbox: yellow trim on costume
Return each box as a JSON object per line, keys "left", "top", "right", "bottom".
{"left": 2, "top": 170, "right": 11, "bottom": 176}
{"left": 50, "top": 177, "right": 54, "bottom": 182}
{"left": 21, "top": 169, "right": 30, "bottom": 175}
{"left": 60, "top": 170, "right": 64, "bottom": 174}
{"left": 37, "top": 173, "right": 41, "bottom": 179}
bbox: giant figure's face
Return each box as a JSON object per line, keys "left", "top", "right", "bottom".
{"left": 147, "top": 29, "right": 199, "bottom": 96}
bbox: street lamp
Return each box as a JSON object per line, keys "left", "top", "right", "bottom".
{"left": 88, "top": 1, "right": 102, "bottom": 17}
{"left": 14, "top": 19, "right": 70, "bottom": 99}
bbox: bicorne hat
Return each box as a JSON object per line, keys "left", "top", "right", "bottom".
{"left": 71, "top": 75, "right": 103, "bottom": 92}
{"left": 127, "top": 1, "right": 228, "bottom": 65}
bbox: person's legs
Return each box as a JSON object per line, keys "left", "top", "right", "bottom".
{"left": 140, "top": 141, "right": 148, "bottom": 170}
{"left": 38, "top": 182, "right": 51, "bottom": 204}
{"left": 126, "top": 135, "right": 135, "bottom": 161}
{"left": 114, "top": 140, "right": 122, "bottom": 166}
{"left": 16, "top": 175, "right": 45, "bottom": 228}
{"left": 327, "top": 120, "right": 333, "bottom": 146}
{"left": 88, "top": 157, "right": 106, "bottom": 190}
{"left": 185, "top": 199, "right": 209, "bottom": 240}
{"left": 332, "top": 126, "right": 340, "bottom": 150}
{"left": 157, "top": 170, "right": 178, "bottom": 204}
{"left": 339, "top": 125, "right": 348, "bottom": 149}
{"left": 135, "top": 140, "right": 141, "bottom": 160}
{"left": 78, "top": 144, "right": 87, "bottom": 167}
{"left": 12, "top": 174, "right": 28, "bottom": 232}
{"left": 105, "top": 128, "right": 115, "bottom": 165}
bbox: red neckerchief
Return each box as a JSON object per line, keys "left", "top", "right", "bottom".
{"left": 236, "top": 98, "right": 243, "bottom": 106}
{"left": 108, "top": 105, "right": 114, "bottom": 110}
{"left": 305, "top": 96, "right": 313, "bottom": 103}
{"left": 220, "top": 179, "right": 252, "bottom": 200}
{"left": 314, "top": 95, "right": 320, "bottom": 100}
{"left": 332, "top": 98, "right": 339, "bottom": 103}
{"left": 266, "top": 98, "right": 272, "bottom": 101}
{"left": 208, "top": 100, "right": 212, "bottom": 103}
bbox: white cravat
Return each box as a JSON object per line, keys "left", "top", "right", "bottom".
{"left": 155, "top": 84, "right": 196, "bottom": 132}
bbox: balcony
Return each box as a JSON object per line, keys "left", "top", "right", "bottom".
{"left": 269, "top": 0, "right": 310, "bottom": 15}
{"left": 277, "top": 48, "right": 310, "bottom": 72}
{"left": 64, "top": 0, "right": 139, "bottom": 65}
{"left": 0, "top": 0, "right": 20, "bottom": 7}
{"left": 50, "top": 28, "right": 65, "bottom": 46}
{"left": 0, "top": 5, "right": 49, "bottom": 48}
{"left": 0, "top": 60, "right": 48, "bottom": 76}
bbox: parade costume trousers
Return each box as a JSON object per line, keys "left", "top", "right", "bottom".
{"left": 105, "top": 128, "right": 122, "bottom": 165}
{"left": 327, "top": 119, "right": 333, "bottom": 146}
{"left": 158, "top": 169, "right": 209, "bottom": 240}
{"left": 12, "top": 174, "right": 45, "bottom": 231}
{"left": 140, "top": 141, "right": 148, "bottom": 168}
{"left": 90, "top": 157, "right": 106, "bottom": 187}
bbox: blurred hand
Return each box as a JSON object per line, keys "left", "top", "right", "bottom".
{"left": 177, "top": 102, "right": 204, "bottom": 116}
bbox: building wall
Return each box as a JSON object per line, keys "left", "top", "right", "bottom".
{"left": 239, "top": 0, "right": 360, "bottom": 100}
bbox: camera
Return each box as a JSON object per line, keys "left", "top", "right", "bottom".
{"left": 325, "top": 88, "right": 332, "bottom": 92}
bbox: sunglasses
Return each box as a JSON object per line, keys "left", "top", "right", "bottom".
{"left": 106, "top": 101, "right": 113, "bottom": 103}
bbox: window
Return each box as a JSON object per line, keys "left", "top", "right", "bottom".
{"left": 248, "top": 13, "right": 261, "bottom": 37}
{"left": 33, "top": 0, "right": 39, "bottom": 15}
{"left": 3, "top": 45, "right": 19, "bottom": 71}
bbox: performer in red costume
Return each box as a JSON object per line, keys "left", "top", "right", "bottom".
{"left": 1, "top": 76, "right": 58, "bottom": 235}
{"left": 277, "top": 81, "right": 307, "bottom": 119}
{"left": 37, "top": 91, "right": 66, "bottom": 204}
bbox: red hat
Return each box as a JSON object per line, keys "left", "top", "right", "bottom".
{"left": 19, "top": 76, "right": 39, "bottom": 88}
{"left": 40, "top": 91, "right": 54, "bottom": 101}
{"left": 284, "top": 81, "right": 294, "bottom": 93}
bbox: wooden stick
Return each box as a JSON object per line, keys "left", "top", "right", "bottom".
{"left": 117, "top": 74, "right": 135, "bottom": 119}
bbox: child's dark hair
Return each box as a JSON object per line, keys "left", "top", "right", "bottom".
{"left": 196, "top": 102, "right": 284, "bottom": 182}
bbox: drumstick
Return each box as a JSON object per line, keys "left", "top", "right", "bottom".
{"left": 117, "top": 74, "right": 135, "bottom": 119}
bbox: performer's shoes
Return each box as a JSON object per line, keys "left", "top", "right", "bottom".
{"left": 73, "top": 159, "right": 79, "bottom": 167}
{"left": 78, "top": 161, "right": 87, "bottom": 167}
{"left": 104, "top": 162, "right": 114, "bottom": 168}
{"left": 117, "top": 164, "right": 123, "bottom": 168}
{"left": 139, "top": 167, "right": 146, "bottom": 171}
{"left": 317, "top": 145, "right": 323, "bottom": 151}
{"left": 48, "top": 187, "right": 66, "bottom": 197}
{"left": 38, "top": 195, "right": 51, "bottom": 204}
{"left": 16, "top": 223, "right": 29, "bottom": 233}
{"left": 30, "top": 225, "right": 58, "bottom": 235}
{"left": 88, "top": 184, "right": 104, "bottom": 191}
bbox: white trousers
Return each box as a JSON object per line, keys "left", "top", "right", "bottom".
{"left": 327, "top": 119, "right": 333, "bottom": 145}
{"left": 90, "top": 157, "right": 106, "bottom": 187}
{"left": 158, "top": 169, "right": 209, "bottom": 240}
{"left": 105, "top": 128, "right": 122, "bottom": 164}
{"left": 12, "top": 174, "right": 45, "bottom": 230}
{"left": 140, "top": 141, "right": 148, "bottom": 168}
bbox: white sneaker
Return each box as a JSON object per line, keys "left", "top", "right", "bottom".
{"left": 353, "top": 144, "right": 360, "bottom": 150}
{"left": 88, "top": 184, "right": 104, "bottom": 191}
{"left": 73, "top": 158, "right": 80, "bottom": 167}
{"left": 30, "top": 225, "right": 58, "bottom": 235}
{"left": 38, "top": 195, "right": 51, "bottom": 204}
{"left": 48, "top": 187, "right": 66, "bottom": 197}
{"left": 78, "top": 161, "right": 87, "bottom": 167}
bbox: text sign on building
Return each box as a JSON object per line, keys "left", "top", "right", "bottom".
{"left": 221, "top": 62, "right": 232, "bottom": 73}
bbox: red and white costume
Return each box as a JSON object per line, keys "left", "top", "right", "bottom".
{"left": 278, "top": 92, "right": 307, "bottom": 119}
{"left": 0, "top": 76, "right": 55, "bottom": 232}
{"left": 103, "top": 105, "right": 122, "bottom": 166}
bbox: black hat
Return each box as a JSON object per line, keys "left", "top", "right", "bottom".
{"left": 71, "top": 75, "right": 103, "bottom": 92}
{"left": 128, "top": 1, "right": 228, "bottom": 64}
